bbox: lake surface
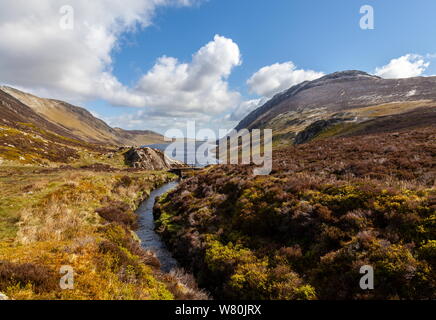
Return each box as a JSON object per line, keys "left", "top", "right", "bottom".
{"left": 144, "top": 141, "right": 217, "bottom": 167}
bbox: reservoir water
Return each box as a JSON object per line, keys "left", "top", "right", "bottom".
{"left": 144, "top": 141, "right": 217, "bottom": 167}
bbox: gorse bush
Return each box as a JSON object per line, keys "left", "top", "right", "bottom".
{"left": 155, "top": 127, "right": 436, "bottom": 300}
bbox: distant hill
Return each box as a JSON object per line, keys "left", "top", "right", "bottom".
{"left": 0, "top": 86, "right": 164, "bottom": 146}
{"left": 234, "top": 71, "right": 436, "bottom": 145}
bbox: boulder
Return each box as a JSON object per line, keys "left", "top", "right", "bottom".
{"left": 124, "top": 147, "right": 186, "bottom": 170}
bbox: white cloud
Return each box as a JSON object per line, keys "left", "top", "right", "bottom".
{"left": 247, "top": 61, "right": 324, "bottom": 98}
{"left": 105, "top": 109, "right": 219, "bottom": 136}
{"left": 0, "top": 1, "right": 243, "bottom": 131}
{"left": 135, "top": 35, "right": 242, "bottom": 115}
{"left": 0, "top": 1, "right": 329, "bottom": 132}
{"left": 375, "top": 54, "right": 430, "bottom": 79}
{"left": 227, "top": 98, "right": 267, "bottom": 121}
{"left": 0, "top": 0, "right": 199, "bottom": 106}
{"left": 221, "top": 61, "right": 325, "bottom": 124}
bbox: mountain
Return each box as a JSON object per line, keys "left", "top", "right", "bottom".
{"left": 235, "top": 71, "right": 436, "bottom": 145}
{"left": 0, "top": 87, "right": 77, "bottom": 139}
{"left": 0, "top": 86, "right": 164, "bottom": 146}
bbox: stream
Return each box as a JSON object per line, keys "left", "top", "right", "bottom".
{"left": 135, "top": 181, "right": 179, "bottom": 273}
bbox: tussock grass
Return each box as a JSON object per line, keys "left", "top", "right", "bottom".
{"left": 0, "top": 166, "right": 207, "bottom": 300}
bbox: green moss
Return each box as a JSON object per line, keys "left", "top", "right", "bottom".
{"left": 311, "top": 122, "right": 365, "bottom": 141}
{"left": 156, "top": 210, "right": 182, "bottom": 233}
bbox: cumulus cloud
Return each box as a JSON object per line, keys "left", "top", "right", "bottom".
{"left": 227, "top": 98, "right": 267, "bottom": 121}
{"left": 221, "top": 61, "right": 325, "bottom": 124}
{"left": 0, "top": 1, "right": 327, "bottom": 132}
{"left": 247, "top": 61, "right": 324, "bottom": 98}
{"left": 0, "top": 0, "right": 199, "bottom": 106}
{"left": 105, "top": 109, "right": 218, "bottom": 136}
{"left": 135, "top": 35, "right": 242, "bottom": 115}
{"left": 0, "top": 0, "right": 245, "bottom": 132}
{"left": 375, "top": 54, "right": 430, "bottom": 79}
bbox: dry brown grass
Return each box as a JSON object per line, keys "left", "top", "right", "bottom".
{"left": 164, "top": 268, "right": 211, "bottom": 300}
{"left": 0, "top": 167, "right": 206, "bottom": 300}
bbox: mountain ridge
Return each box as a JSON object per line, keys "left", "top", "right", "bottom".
{"left": 0, "top": 86, "right": 164, "bottom": 147}
{"left": 234, "top": 70, "right": 436, "bottom": 145}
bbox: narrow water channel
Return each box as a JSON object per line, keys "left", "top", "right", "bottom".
{"left": 135, "top": 181, "right": 179, "bottom": 272}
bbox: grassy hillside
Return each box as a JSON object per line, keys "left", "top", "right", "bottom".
{"left": 0, "top": 165, "right": 208, "bottom": 299}
{"left": 1, "top": 86, "right": 165, "bottom": 146}
{"left": 155, "top": 126, "right": 436, "bottom": 300}
{"left": 1, "top": 80, "right": 434, "bottom": 300}
{"left": 269, "top": 103, "right": 436, "bottom": 146}
{"left": 0, "top": 103, "right": 206, "bottom": 299}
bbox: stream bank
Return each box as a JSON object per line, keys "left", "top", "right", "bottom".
{"left": 135, "top": 181, "right": 179, "bottom": 272}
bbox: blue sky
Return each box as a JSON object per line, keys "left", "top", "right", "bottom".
{"left": 1, "top": 0, "right": 436, "bottom": 136}
{"left": 89, "top": 0, "right": 436, "bottom": 133}
{"left": 111, "top": 0, "right": 436, "bottom": 86}
{"left": 113, "top": 0, "right": 436, "bottom": 85}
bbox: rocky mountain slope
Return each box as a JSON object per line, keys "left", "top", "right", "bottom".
{"left": 0, "top": 86, "right": 176, "bottom": 167}
{"left": 235, "top": 71, "right": 436, "bottom": 145}
{"left": 0, "top": 86, "right": 164, "bottom": 146}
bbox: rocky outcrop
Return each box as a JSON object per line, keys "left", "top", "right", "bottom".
{"left": 124, "top": 147, "right": 186, "bottom": 170}
{"left": 294, "top": 119, "right": 343, "bottom": 144}
{"left": 294, "top": 114, "right": 356, "bottom": 144}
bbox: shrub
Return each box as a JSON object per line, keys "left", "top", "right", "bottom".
{"left": 0, "top": 261, "right": 58, "bottom": 293}
{"left": 96, "top": 201, "right": 138, "bottom": 228}
{"left": 154, "top": 127, "right": 436, "bottom": 300}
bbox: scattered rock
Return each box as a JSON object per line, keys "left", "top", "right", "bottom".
{"left": 124, "top": 147, "right": 186, "bottom": 170}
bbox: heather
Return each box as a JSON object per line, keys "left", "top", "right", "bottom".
{"left": 155, "top": 127, "right": 436, "bottom": 299}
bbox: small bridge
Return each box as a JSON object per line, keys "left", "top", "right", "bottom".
{"left": 168, "top": 167, "right": 202, "bottom": 179}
